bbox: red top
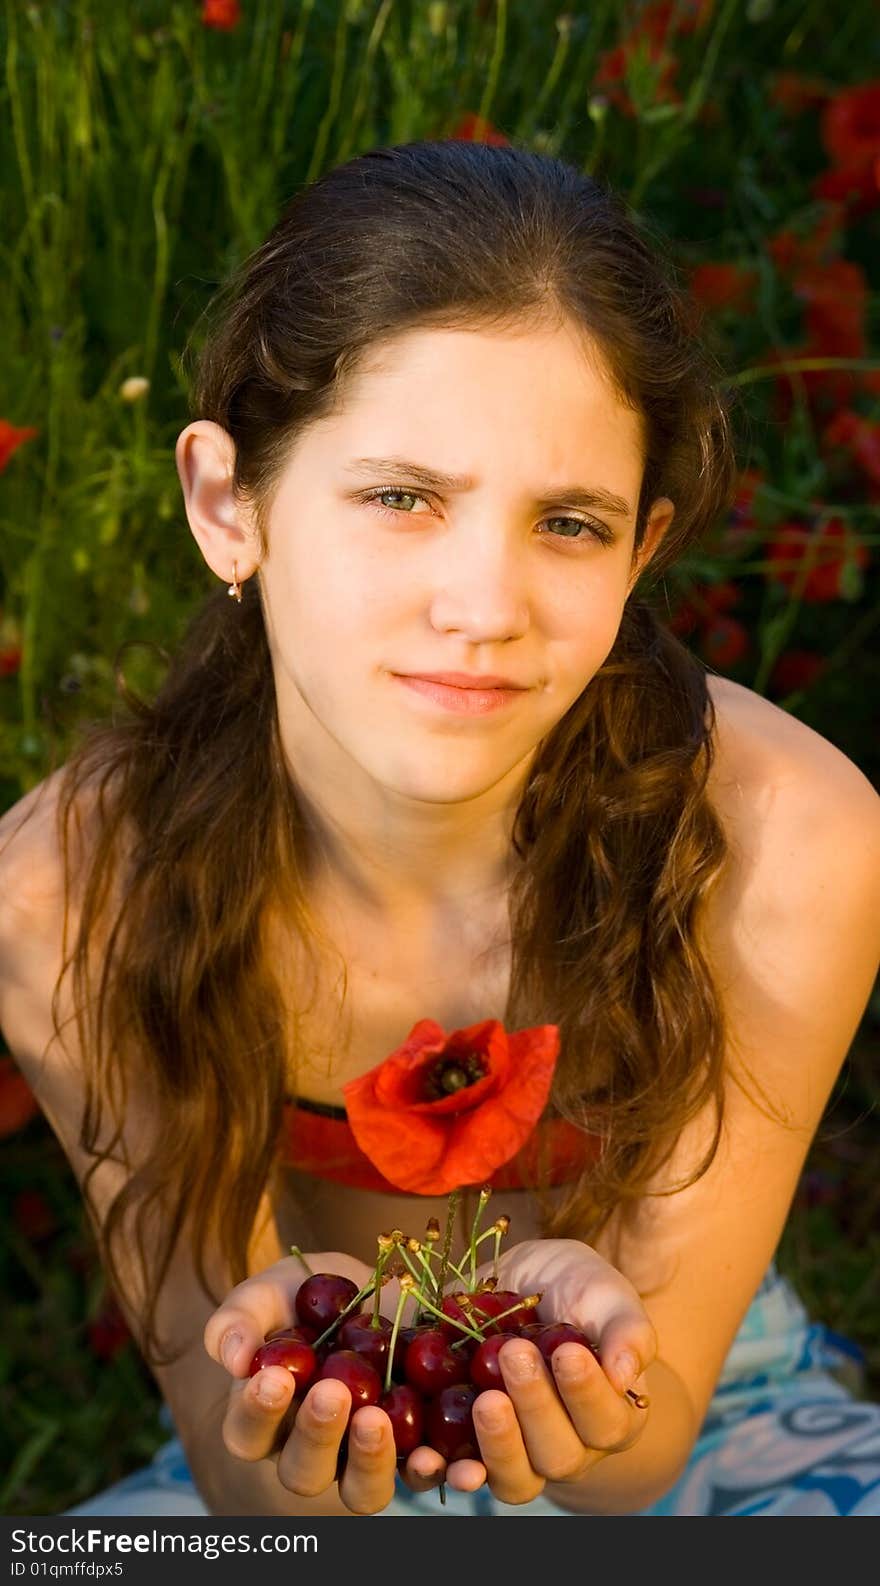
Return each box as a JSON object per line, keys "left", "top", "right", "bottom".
{"left": 280, "top": 1095, "right": 601, "bottom": 1194}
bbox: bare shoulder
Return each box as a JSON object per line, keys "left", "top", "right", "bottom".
{"left": 0, "top": 764, "right": 118, "bottom": 1073}
{"left": 705, "top": 671, "right": 880, "bottom": 868}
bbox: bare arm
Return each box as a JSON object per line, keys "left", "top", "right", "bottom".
{"left": 543, "top": 757, "right": 880, "bottom": 1514}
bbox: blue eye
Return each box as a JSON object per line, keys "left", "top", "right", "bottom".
{"left": 361, "top": 487, "right": 614, "bottom": 546}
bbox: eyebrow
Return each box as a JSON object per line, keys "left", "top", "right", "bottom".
{"left": 343, "top": 456, "right": 633, "bottom": 519}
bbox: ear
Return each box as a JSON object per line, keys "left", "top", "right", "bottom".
{"left": 627, "top": 497, "right": 675, "bottom": 595}
{"left": 175, "top": 420, "right": 262, "bottom": 586}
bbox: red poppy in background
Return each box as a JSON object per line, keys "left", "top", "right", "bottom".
{"left": 814, "top": 82, "right": 880, "bottom": 217}
{"left": 12, "top": 1189, "right": 57, "bottom": 1243}
{"left": 690, "top": 262, "right": 758, "bottom": 312}
{"left": 87, "top": 1296, "right": 133, "bottom": 1362}
{"left": 447, "top": 113, "right": 509, "bottom": 145}
{"left": 0, "top": 1057, "right": 41, "bottom": 1137}
{"left": 0, "top": 644, "right": 21, "bottom": 677}
{"left": 343, "top": 1018, "right": 560, "bottom": 1196}
{"left": 769, "top": 650, "right": 827, "bottom": 695}
{"left": 822, "top": 410, "right": 880, "bottom": 487}
{"left": 765, "top": 518, "right": 870, "bottom": 602}
{"left": 766, "top": 208, "right": 844, "bottom": 276}
{"left": 699, "top": 615, "right": 749, "bottom": 670}
{"left": 593, "top": 38, "right": 680, "bottom": 117}
{"left": 769, "top": 72, "right": 830, "bottom": 116}
{"left": 794, "top": 257, "right": 867, "bottom": 355}
{"left": 0, "top": 419, "right": 39, "bottom": 474}
{"left": 821, "top": 81, "right": 880, "bottom": 170}
{"left": 201, "top": 0, "right": 241, "bottom": 29}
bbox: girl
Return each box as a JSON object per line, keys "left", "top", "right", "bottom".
{"left": 2, "top": 141, "right": 879, "bottom": 1519}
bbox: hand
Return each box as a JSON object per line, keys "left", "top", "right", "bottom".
{"left": 203, "top": 1249, "right": 480, "bottom": 1514}
{"left": 451, "top": 1237, "right": 657, "bottom": 1506}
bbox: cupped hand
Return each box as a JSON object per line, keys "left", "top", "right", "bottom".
{"left": 441, "top": 1237, "right": 657, "bottom": 1505}
{"left": 203, "top": 1250, "right": 484, "bottom": 1514}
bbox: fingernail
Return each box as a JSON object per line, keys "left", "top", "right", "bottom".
{"left": 354, "top": 1421, "right": 383, "bottom": 1449}
{"left": 256, "top": 1372, "right": 288, "bottom": 1408}
{"left": 501, "top": 1343, "right": 540, "bottom": 1380}
{"left": 221, "top": 1330, "right": 242, "bottom": 1372}
{"left": 551, "top": 1344, "right": 584, "bottom": 1382}
{"left": 311, "top": 1385, "right": 344, "bottom": 1422}
{"left": 613, "top": 1351, "right": 638, "bottom": 1394}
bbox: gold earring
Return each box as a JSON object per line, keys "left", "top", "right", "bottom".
{"left": 227, "top": 562, "right": 242, "bottom": 603}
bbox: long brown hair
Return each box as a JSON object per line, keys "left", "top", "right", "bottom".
{"left": 26, "top": 142, "right": 740, "bottom": 1367}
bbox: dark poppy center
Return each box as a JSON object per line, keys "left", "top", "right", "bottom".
{"left": 423, "top": 1050, "right": 488, "bottom": 1102}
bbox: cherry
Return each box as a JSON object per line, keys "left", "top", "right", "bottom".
{"left": 425, "top": 1383, "right": 480, "bottom": 1463}
{"left": 490, "top": 1290, "right": 535, "bottom": 1331}
{"left": 317, "top": 1349, "right": 382, "bottom": 1409}
{"left": 469, "top": 1333, "right": 512, "bottom": 1392}
{"left": 516, "top": 1321, "right": 547, "bottom": 1344}
{"left": 336, "top": 1311, "right": 393, "bottom": 1375}
{"left": 391, "top": 1323, "right": 431, "bottom": 1380}
{"left": 439, "top": 1290, "right": 505, "bottom": 1339}
{"left": 381, "top": 1383, "right": 425, "bottom": 1461}
{"left": 295, "top": 1273, "right": 360, "bottom": 1333}
{"left": 533, "top": 1322, "right": 595, "bottom": 1362}
{"left": 265, "top": 1323, "right": 318, "bottom": 1345}
{"left": 248, "top": 1335, "right": 317, "bottom": 1395}
{"left": 404, "top": 1329, "right": 464, "bottom": 1396}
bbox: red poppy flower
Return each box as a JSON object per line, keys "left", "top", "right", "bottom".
{"left": 0, "top": 419, "right": 39, "bottom": 474}
{"left": 690, "top": 262, "right": 757, "bottom": 312}
{"left": 0, "top": 1057, "right": 41, "bottom": 1138}
{"left": 822, "top": 410, "right": 880, "bottom": 486}
{"left": 12, "top": 1188, "right": 57, "bottom": 1243}
{"left": 765, "top": 518, "right": 869, "bottom": 603}
{"left": 769, "top": 72, "right": 830, "bottom": 116}
{"left": 814, "top": 159, "right": 880, "bottom": 218}
{"left": 447, "top": 113, "right": 509, "bottom": 145}
{"left": 698, "top": 615, "right": 749, "bottom": 670}
{"left": 201, "top": 0, "right": 242, "bottom": 30}
{"left": 342, "top": 1019, "right": 560, "bottom": 1195}
{"left": 794, "top": 258, "right": 867, "bottom": 355}
{"left": 87, "top": 1296, "right": 132, "bottom": 1361}
{"left": 821, "top": 82, "right": 880, "bottom": 170}
{"left": 769, "top": 650, "right": 827, "bottom": 696}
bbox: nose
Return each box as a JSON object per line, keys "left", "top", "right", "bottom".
{"left": 427, "top": 524, "right": 530, "bottom": 644}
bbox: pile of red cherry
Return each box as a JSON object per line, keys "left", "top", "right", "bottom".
{"left": 247, "top": 1196, "right": 636, "bottom": 1469}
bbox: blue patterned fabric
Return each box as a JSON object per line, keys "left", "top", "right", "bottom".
{"left": 63, "top": 1264, "right": 880, "bottom": 1517}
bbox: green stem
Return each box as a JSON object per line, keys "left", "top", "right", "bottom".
{"left": 436, "top": 1190, "right": 461, "bottom": 1300}
{"left": 289, "top": 1246, "right": 314, "bottom": 1276}
{"left": 408, "top": 1288, "right": 487, "bottom": 1344}
{"left": 384, "top": 1284, "right": 412, "bottom": 1395}
{"left": 311, "top": 1280, "right": 378, "bottom": 1351}
{"left": 469, "top": 1188, "right": 492, "bottom": 1289}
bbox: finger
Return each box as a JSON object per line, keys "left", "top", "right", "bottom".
{"left": 496, "top": 1340, "right": 603, "bottom": 1480}
{"left": 401, "top": 1445, "right": 446, "bottom": 1492}
{"left": 276, "top": 1379, "right": 353, "bottom": 1498}
{"left": 471, "top": 1388, "right": 545, "bottom": 1505}
{"left": 336, "top": 1407, "right": 398, "bottom": 1515}
{"left": 548, "top": 1342, "right": 644, "bottom": 1456}
{"left": 593, "top": 1308, "right": 657, "bottom": 1399}
{"left": 445, "top": 1458, "right": 488, "bottom": 1492}
{"left": 204, "top": 1260, "right": 306, "bottom": 1377}
{"left": 221, "top": 1368, "right": 297, "bottom": 1462}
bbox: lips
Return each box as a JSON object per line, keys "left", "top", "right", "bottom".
{"left": 395, "top": 672, "right": 528, "bottom": 690}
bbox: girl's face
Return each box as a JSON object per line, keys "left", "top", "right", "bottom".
{"left": 191, "top": 320, "right": 673, "bottom": 809}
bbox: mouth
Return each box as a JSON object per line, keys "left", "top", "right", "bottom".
{"left": 391, "top": 672, "right": 530, "bottom": 717}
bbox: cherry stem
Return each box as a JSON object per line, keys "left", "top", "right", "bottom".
{"left": 468, "top": 1187, "right": 492, "bottom": 1288}
{"left": 407, "top": 1286, "right": 486, "bottom": 1343}
{"left": 372, "top": 1252, "right": 390, "bottom": 1324}
{"left": 384, "top": 1284, "right": 412, "bottom": 1395}
{"left": 311, "top": 1278, "right": 380, "bottom": 1351}
{"left": 436, "top": 1190, "right": 461, "bottom": 1300}
{"left": 419, "top": 1244, "right": 468, "bottom": 1287}
{"left": 288, "top": 1245, "right": 314, "bottom": 1277}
